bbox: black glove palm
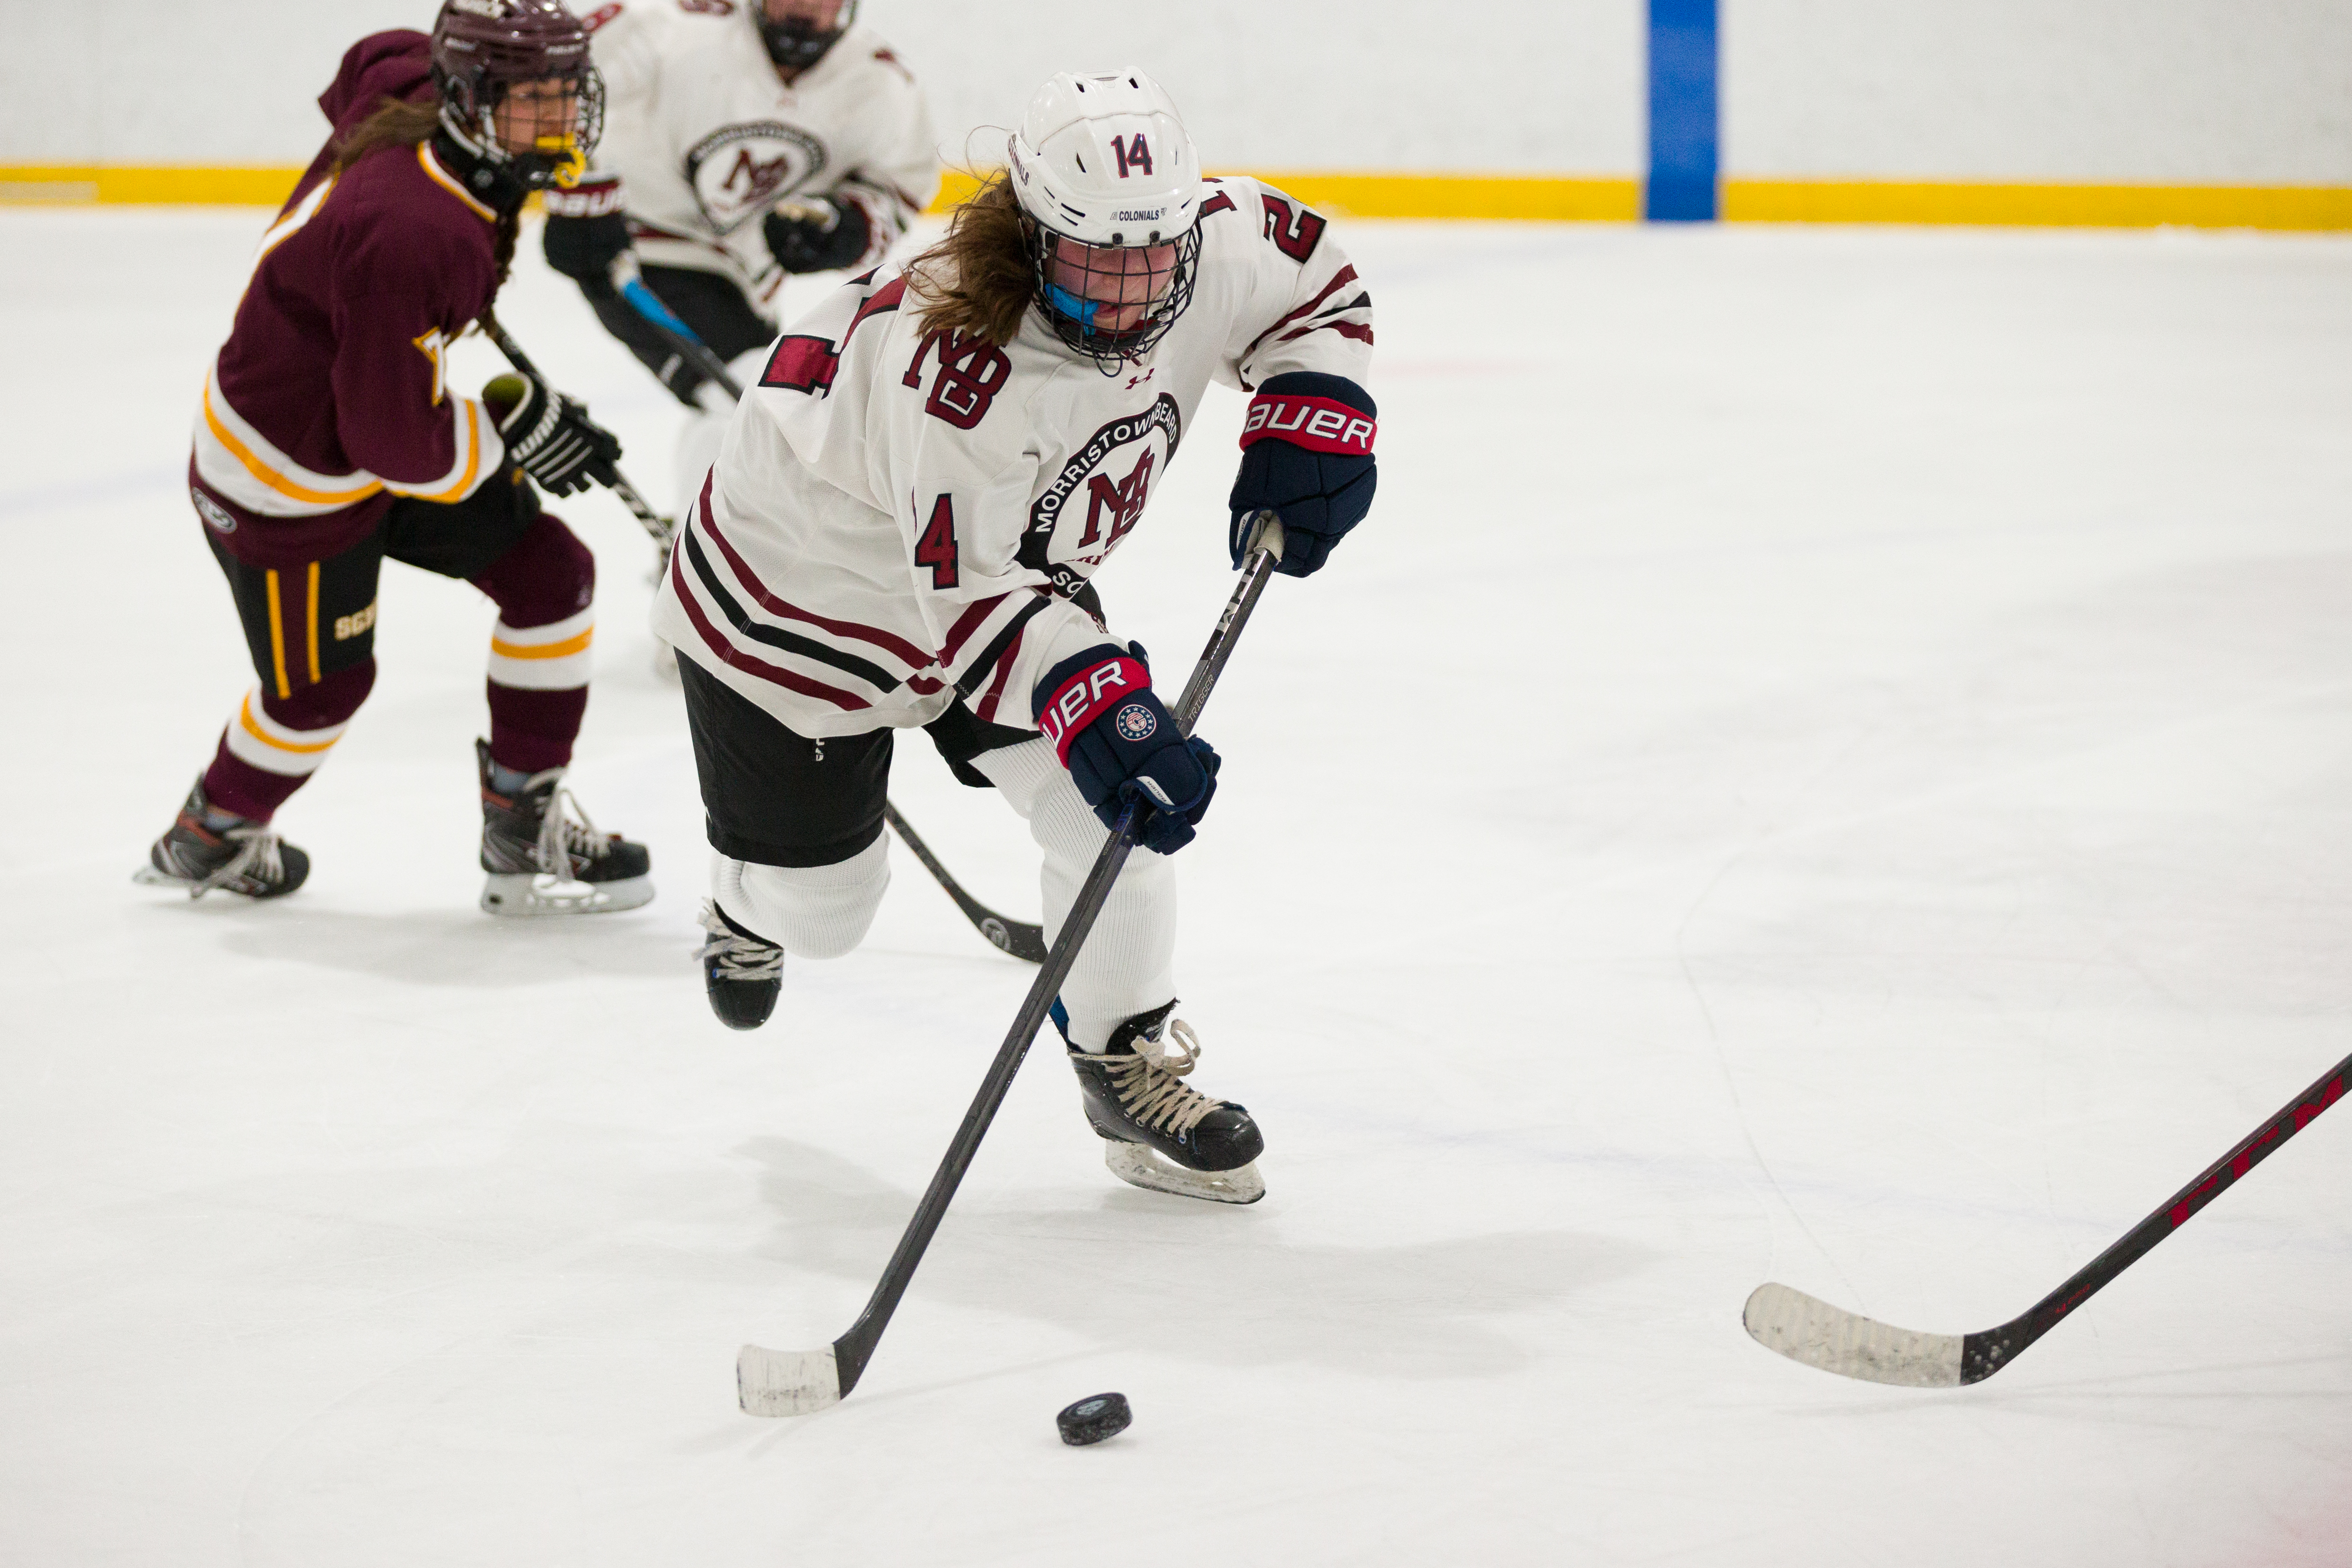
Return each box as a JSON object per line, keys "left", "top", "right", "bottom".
{"left": 764, "top": 197, "right": 873, "bottom": 275}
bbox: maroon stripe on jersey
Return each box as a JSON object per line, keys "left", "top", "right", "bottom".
{"left": 669, "top": 546, "right": 873, "bottom": 711}
{"left": 938, "top": 593, "right": 1013, "bottom": 664}
{"left": 695, "top": 480, "right": 934, "bottom": 668}
{"left": 974, "top": 625, "right": 1025, "bottom": 723}
{"left": 1242, "top": 265, "right": 1360, "bottom": 361}
{"left": 843, "top": 276, "right": 908, "bottom": 348}
{"left": 756, "top": 277, "right": 907, "bottom": 394}
{"left": 1279, "top": 318, "right": 1375, "bottom": 348}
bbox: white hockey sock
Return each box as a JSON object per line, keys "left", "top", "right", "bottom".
{"left": 711, "top": 837, "right": 890, "bottom": 960}
{"left": 975, "top": 739, "right": 1178, "bottom": 1052}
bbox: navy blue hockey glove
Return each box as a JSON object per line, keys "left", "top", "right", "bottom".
{"left": 1035, "top": 644, "right": 1221, "bottom": 855}
{"left": 542, "top": 174, "right": 632, "bottom": 286}
{"left": 1227, "top": 371, "right": 1377, "bottom": 578}
{"left": 765, "top": 197, "right": 872, "bottom": 274}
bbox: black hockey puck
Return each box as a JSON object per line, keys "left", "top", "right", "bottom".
{"left": 1056, "top": 1392, "right": 1132, "bottom": 1446}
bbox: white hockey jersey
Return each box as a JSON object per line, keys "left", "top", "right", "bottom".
{"left": 652, "top": 176, "right": 1375, "bottom": 739}
{"left": 581, "top": 2, "right": 940, "bottom": 305}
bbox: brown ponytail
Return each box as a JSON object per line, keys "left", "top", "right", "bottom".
{"left": 330, "top": 97, "right": 443, "bottom": 175}
{"left": 903, "top": 171, "right": 1034, "bottom": 345}
{"left": 329, "top": 96, "right": 520, "bottom": 286}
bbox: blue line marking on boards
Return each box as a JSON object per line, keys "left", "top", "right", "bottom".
{"left": 1647, "top": 0, "right": 1719, "bottom": 221}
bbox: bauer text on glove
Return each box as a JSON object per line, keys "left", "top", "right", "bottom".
{"left": 1034, "top": 645, "right": 1220, "bottom": 855}
{"left": 1227, "top": 371, "right": 1377, "bottom": 578}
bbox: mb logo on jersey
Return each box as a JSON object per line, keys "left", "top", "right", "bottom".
{"left": 1113, "top": 704, "right": 1158, "bottom": 742}
{"left": 1024, "top": 395, "right": 1184, "bottom": 582}
{"left": 686, "top": 122, "right": 827, "bottom": 234}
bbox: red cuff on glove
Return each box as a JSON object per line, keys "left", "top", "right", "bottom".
{"left": 1037, "top": 653, "right": 1151, "bottom": 765}
{"left": 544, "top": 175, "right": 623, "bottom": 219}
{"left": 1239, "top": 393, "right": 1377, "bottom": 455}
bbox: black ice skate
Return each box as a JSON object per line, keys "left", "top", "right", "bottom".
{"left": 476, "top": 739, "right": 653, "bottom": 916}
{"left": 133, "top": 779, "right": 310, "bottom": 900}
{"left": 699, "top": 900, "right": 783, "bottom": 1030}
{"left": 1065, "top": 1001, "right": 1266, "bottom": 1205}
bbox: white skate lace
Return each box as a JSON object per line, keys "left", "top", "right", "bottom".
{"left": 697, "top": 901, "right": 784, "bottom": 980}
{"left": 195, "top": 823, "right": 286, "bottom": 896}
{"left": 1076, "top": 1019, "right": 1217, "bottom": 1137}
{"left": 525, "top": 771, "right": 612, "bottom": 877}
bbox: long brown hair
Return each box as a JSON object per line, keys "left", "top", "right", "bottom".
{"left": 331, "top": 97, "right": 442, "bottom": 174}
{"left": 329, "top": 97, "right": 520, "bottom": 284}
{"left": 903, "top": 171, "right": 1034, "bottom": 344}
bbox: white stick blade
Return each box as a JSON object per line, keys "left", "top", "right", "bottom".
{"left": 737, "top": 1343, "right": 842, "bottom": 1416}
{"left": 1742, "top": 1283, "right": 1964, "bottom": 1388}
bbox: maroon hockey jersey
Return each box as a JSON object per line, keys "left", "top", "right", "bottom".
{"left": 191, "top": 31, "right": 509, "bottom": 567}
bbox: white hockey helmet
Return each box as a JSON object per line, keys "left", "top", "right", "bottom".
{"left": 1006, "top": 70, "right": 1205, "bottom": 367}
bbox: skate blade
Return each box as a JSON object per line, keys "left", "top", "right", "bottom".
{"left": 1103, "top": 1140, "right": 1266, "bottom": 1205}
{"left": 131, "top": 865, "right": 206, "bottom": 899}
{"left": 738, "top": 1343, "right": 842, "bottom": 1416}
{"left": 480, "top": 872, "right": 656, "bottom": 918}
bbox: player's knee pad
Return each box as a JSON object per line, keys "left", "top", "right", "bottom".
{"left": 713, "top": 837, "right": 890, "bottom": 960}
{"left": 475, "top": 513, "right": 596, "bottom": 628}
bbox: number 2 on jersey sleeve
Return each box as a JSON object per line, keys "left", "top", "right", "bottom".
{"left": 916, "top": 493, "right": 959, "bottom": 590}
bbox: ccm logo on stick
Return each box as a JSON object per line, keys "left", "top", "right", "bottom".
{"left": 1238, "top": 395, "right": 1376, "bottom": 455}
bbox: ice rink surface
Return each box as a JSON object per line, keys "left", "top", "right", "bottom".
{"left": 2, "top": 208, "right": 2348, "bottom": 1566}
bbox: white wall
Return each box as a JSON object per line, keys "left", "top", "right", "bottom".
{"left": 1725, "top": 0, "right": 2352, "bottom": 185}
{"left": 0, "top": 0, "right": 1646, "bottom": 173}
{"left": 1, "top": 0, "right": 2346, "bottom": 185}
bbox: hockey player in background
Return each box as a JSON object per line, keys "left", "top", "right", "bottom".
{"left": 140, "top": 0, "right": 653, "bottom": 917}
{"left": 660, "top": 72, "right": 1377, "bottom": 1202}
{"left": 542, "top": 0, "right": 940, "bottom": 527}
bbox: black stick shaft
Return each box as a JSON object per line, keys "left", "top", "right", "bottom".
{"left": 476, "top": 310, "right": 673, "bottom": 549}
{"left": 829, "top": 519, "right": 1286, "bottom": 1397}
{"left": 609, "top": 269, "right": 749, "bottom": 400}
{"left": 1961, "top": 1047, "right": 2352, "bottom": 1381}
{"left": 881, "top": 802, "right": 1048, "bottom": 964}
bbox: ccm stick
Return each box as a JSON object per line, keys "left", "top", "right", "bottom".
{"left": 738, "top": 513, "right": 1288, "bottom": 1416}
{"left": 1744, "top": 1048, "right": 2351, "bottom": 1386}
{"left": 485, "top": 305, "right": 1049, "bottom": 964}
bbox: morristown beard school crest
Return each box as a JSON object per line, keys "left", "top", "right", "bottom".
{"left": 686, "top": 122, "right": 828, "bottom": 233}
{"left": 1020, "top": 393, "right": 1183, "bottom": 600}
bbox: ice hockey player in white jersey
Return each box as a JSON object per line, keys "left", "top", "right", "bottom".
{"left": 542, "top": 0, "right": 940, "bottom": 521}
{"left": 659, "top": 70, "right": 1376, "bottom": 1204}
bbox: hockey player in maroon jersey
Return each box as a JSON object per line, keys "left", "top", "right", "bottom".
{"left": 664, "top": 73, "right": 1377, "bottom": 1201}
{"left": 139, "top": 0, "right": 654, "bottom": 916}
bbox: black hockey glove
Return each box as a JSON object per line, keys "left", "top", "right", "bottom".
{"left": 1035, "top": 644, "right": 1220, "bottom": 855}
{"left": 764, "top": 196, "right": 872, "bottom": 274}
{"left": 483, "top": 373, "right": 623, "bottom": 498}
{"left": 542, "top": 174, "right": 633, "bottom": 286}
{"left": 1227, "top": 371, "right": 1378, "bottom": 578}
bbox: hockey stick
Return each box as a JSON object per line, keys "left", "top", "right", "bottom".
{"left": 1744, "top": 1048, "right": 2351, "bottom": 1387}
{"left": 604, "top": 277, "right": 1051, "bottom": 964}
{"left": 882, "top": 802, "right": 1047, "bottom": 964}
{"left": 607, "top": 256, "right": 750, "bottom": 400}
{"left": 737, "top": 513, "right": 1288, "bottom": 1416}
{"left": 476, "top": 309, "right": 675, "bottom": 554}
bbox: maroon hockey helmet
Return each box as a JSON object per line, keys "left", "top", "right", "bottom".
{"left": 431, "top": 0, "right": 604, "bottom": 189}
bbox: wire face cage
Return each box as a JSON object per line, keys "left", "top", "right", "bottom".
{"left": 1029, "top": 225, "right": 1203, "bottom": 370}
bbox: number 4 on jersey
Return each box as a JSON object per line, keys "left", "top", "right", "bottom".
{"left": 916, "top": 493, "right": 959, "bottom": 589}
